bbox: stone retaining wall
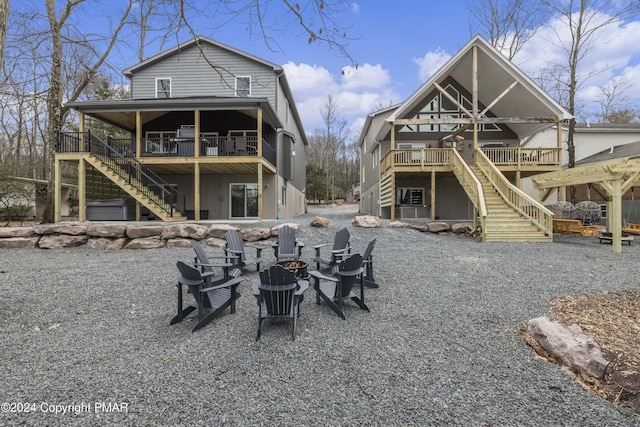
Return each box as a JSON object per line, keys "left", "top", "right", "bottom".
{"left": 0, "top": 222, "right": 299, "bottom": 250}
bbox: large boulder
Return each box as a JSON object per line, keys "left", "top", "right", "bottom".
{"left": 207, "top": 224, "right": 239, "bottom": 239}
{"left": 166, "top": 238, "right": 193, "bottom": 248}
{"left": 0, "top": 227, "right": 36, "bottom": 238}
{"left": 270, "top": 223, "right": 299, "bottom": 236}
{"left": 240, "top": 227, "right": 271, "bottom": 242}
{"left": 451, "top": 223, "right": 474, "bottom": 234}
{"left": 34, "top": 223, "right": 87, "bottom": 236}
{"left": 126, "top": 224, "right": 164, "bottom": 239}
{"left": 206, "top": 237, "right": 227, "bottom": 248}
{"left": 87, "top": 237, "right": 128, "bottom": 250}
{"left": 527, "top": 316, "right": 609, "bottom": 379}
{"left": 124, "top": 237, "right": 166, "bottom": 249}
{"left": 86, "top": 223, "right": 127, "bottom": 238}
{"left": 310, "top": 216, "right": 332, "bottom": 228}
{"left": 428, "top": 222, "right": 450, "bottom": 233}
{"left": 352, "top": 215, "right": 382, "bottom": 228}
{"left": 38, "top": 234, "right": 88, "bottom": 249}
{"left": 0, "top": 237, "right": 40, "bottom": 249}
{"left": 161, "top": 224, "right": 209, "bottom": 240}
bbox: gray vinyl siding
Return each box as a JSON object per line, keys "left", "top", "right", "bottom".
{"left": 130, "top": 43, "right": 277, "bottom": 104}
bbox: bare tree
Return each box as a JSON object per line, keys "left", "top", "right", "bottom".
{"left": 538, "top": 0, "right": 640, "bottom": 203}
{"left": 594, "top": 77, "right": 638, "bottom": 123}
{"left": 468, "top": 0, "right": 544, "bottom": 59}
{"left": 0, "top": 0, "right": 8, "bottom": 70}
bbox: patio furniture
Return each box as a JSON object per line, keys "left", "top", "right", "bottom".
{"left": 361, "top": 239, "right": 378, "bottom": 288}
{"left": 224, "top": 229, "right": 263, "bottom": 271}
{"left": 312, "top": 227, "right": 350, "bottom": 270}
{"left": 309, "top": 253, "right": 369, "bottom": 320}
{"left": 252, "top": 265, "right": 309, "bottom": 341}
{"left": 191, "top": 240, "right": 241, "bottom": 283}
{"left": 272, "top": 225, "right": 304, "bottom": 261}
{"left": 171, "top": 261, "right": 243, "bottom": 332}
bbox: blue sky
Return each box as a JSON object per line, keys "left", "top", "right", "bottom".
{"left": 95, "top": 1, "right": 640, "bottom": 139}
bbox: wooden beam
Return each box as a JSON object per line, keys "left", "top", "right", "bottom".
{"left": 480, "top": 80, "right": 519, "bottom": 117}
{"left": 394, "top": 117, "right": 557, "bottom": 125}
{"left": 611, "top": 178, "right": 623, "bottom": 253}
{"left": 434, "top": 82, "right": 473, "bottom": 118}
{"left": 54, "top": 158, "right": 61, "bottom": 222}
{"left": 532, "top": 158, "right": 632, "bottom": 189}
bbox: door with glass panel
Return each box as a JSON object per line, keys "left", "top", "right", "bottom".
{"left": 230, "top": 184, "right": 258, "bottom": 218}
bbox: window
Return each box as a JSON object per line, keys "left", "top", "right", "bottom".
{"left": 396, "top": 188, "right": 424, "bottom": 206}
{"left": 156, "top": 78, "right": 171, "bottom": 98}
{"left": 281, "top": 187, "right": 287, "bottom": 206}
{"left": 398, "top": 84, "right": 503, "bottom": 133}
{"left": 236, "top": 76, "right": 251, "bottom": 97}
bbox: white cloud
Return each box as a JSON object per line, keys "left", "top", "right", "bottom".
{"left": 413, "top": 48, "right": 451, "bottom": 82}
{"left": 351, "top": 3, "right": 360, "bottom": 14}
{"left": 340, "top": 63, "right": 390, "bottom": 90}
{"left": 283, "top": 61, "right": 398, "bottom": 134}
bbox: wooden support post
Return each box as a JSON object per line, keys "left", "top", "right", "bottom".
{"left": 194, "top": 110, "right": 200, "bottom": 157}
{"left": 78, "top": 157, "right": 86, "bottom": 222}
{"left": 258, "top": 162, "right": 263, "bottom": 220}
{"left": 611, "top": 179, "right": 622, "bottom": 253}
{"left": 257, "top": 108, "right": 263, "bottom": 157}
{"left": 194, "top": 161, "right": 201, "bottom": 221}
{"left": 54, "top": 158, "right": 61, "bottom": 222}
{"left": 431, "top": 170, "right": 436, "bottom": 221}
{"left": 136, "top": 111, "right": 142, "bottom": 158}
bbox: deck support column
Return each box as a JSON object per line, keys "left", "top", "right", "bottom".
{"left": 431, "top": 171, "right": 436, "bottom": 221}
{"left": 194, "top": 161, "right": 201, "bottom": 221}
{"left": 194, "top": 110, "right": 200, "bottom": 157}
{"left": 135, "top": 111, "right": 142, "bottom": 219}
{"left": 54, "top": 158, "right": 61, "bottom": 222}
{"left": 78, "top": 157, "right": 86, "bottom": 221}
{"left": 390, "top": 124, "right": 396, "bottom": 222}
{"left": 258, "top": 162, "right": 263, "bottom": 220}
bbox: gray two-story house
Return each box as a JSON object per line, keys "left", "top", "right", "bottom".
{"left": 55, "top": 36, "right": 307, "bottom": 222}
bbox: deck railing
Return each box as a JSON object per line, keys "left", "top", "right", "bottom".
{"left": 139, "top": 135, "right": 276, "bottom": 166}
{"left": 450, "top": 149, "right": 487, "bottom": 228}
{"left": 475, "top": 149, "right": 554, "bottom": 234}
{"left": 481, "top": 147, "right": 561, "bottom": 167}
{"left": 56, "top": 131, "right": 186, "bottom": 217}
{"left": 381, "top": 148, "right": 451, "bottom": 173}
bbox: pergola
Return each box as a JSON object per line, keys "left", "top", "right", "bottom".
{"left": 532, "top": 157, "right": 640, "bottom": 252}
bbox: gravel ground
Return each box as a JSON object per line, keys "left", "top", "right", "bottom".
{"left": 1, "top": 204, "right": 640, "bottom": 426}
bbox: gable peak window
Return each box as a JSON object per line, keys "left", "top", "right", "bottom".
{"left": 156, "top": 77, "right": 171, "bottom": 98}
{"left": 236, "top": 76, "right": 251, "bottom": 97}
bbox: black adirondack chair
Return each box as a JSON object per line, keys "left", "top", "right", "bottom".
{"left": 312, "top": 227, "right": 351, "bottom": 270}
{"left": 191, "top": 241, "right": 242, "bottom": 284}
{"left": 252, "top": 265, "right": 309, "bottom": 340}
{"left": 224, "top": 229, "right": 263, "bottom": 271}
{"left": 361, "top": 239, "right": 378, "bottom": 288}
{"left": 309, "top": 253, "right": 369, "bottom": 320}
{"left": 271, "top": 225, "right": 304, "bottom": 261}
{"left": 171, "top": 261, "right": 243, "bottom": 332}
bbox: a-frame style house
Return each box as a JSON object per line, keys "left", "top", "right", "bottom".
{"left": 358, "top": 35, "right": 573, "bottom": 242}
{"left": 55, "top": 36, "right": 307, "bottom": 222}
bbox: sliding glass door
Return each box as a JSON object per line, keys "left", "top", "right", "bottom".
{"left": 230, "top": 184, "right": 258, "bottom": 218}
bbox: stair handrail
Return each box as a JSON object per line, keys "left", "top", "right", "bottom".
{"left": 57, "top": 131, "right": 185, "bottom": 217}
{"left": 475, "top": 149, "right": 554, "bottom": 234}
{"left": 449, "top": 148, "right": 487, "bottom": 237}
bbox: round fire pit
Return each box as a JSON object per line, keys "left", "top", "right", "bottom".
{"left": 277, "top": 260, "right": 308, "bottom": 279}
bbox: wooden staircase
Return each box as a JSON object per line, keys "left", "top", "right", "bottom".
{"left": 84, "top": 154, "right": 187, "bottom": 222}
{"left": 470, "top": 165, "right": 551, "bottom": 242}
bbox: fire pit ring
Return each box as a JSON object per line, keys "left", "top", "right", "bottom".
{"left": 277, "top": 260, "right": 308, "bottom": 279}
